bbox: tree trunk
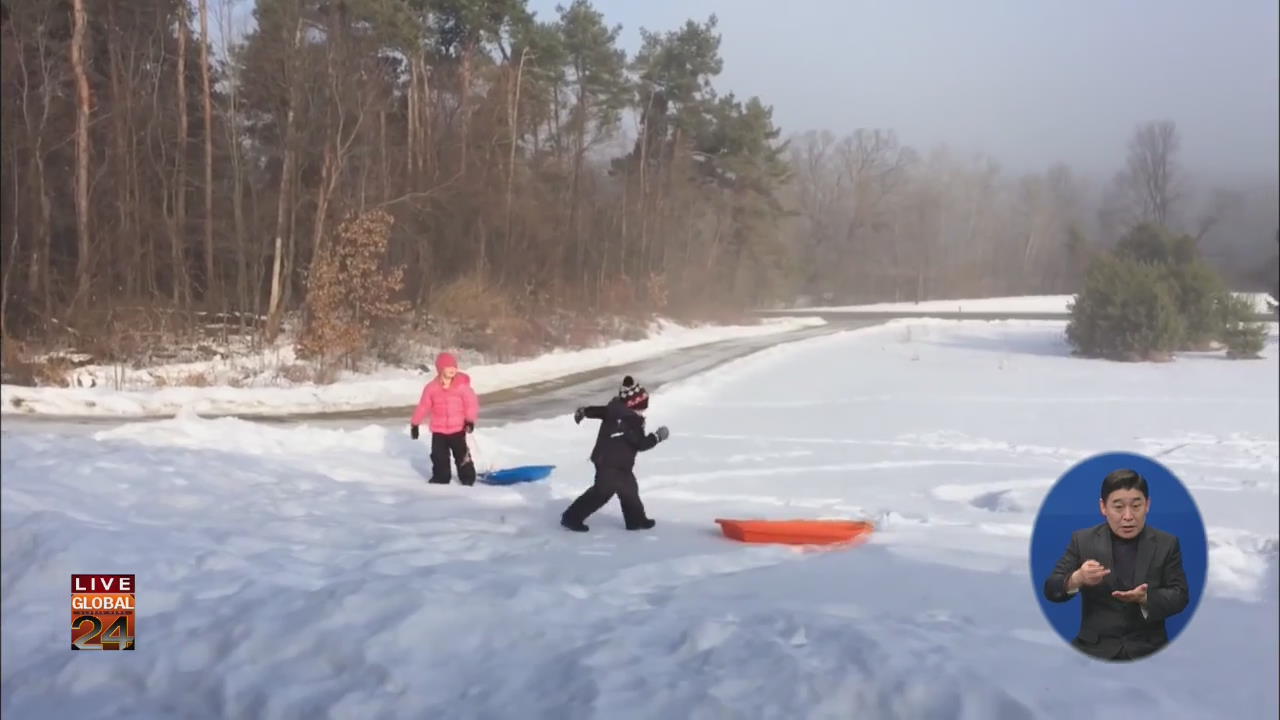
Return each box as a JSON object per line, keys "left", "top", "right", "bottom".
{"left": 173, "top": 8, "right": 190, "bottom": 305}
{"left": 221, "top": 0, "right": 249, "bottom": 322}
{"left": 420, "top": 55, "right": 432, "bottom": 182}
{"left": 310, "top": 141, "right": 337, "bottom": 262}
{"left": 379, "top": 110, "right": 388, "bottom": 201}
{"left": 681, "top": 203, "right": 695, "bottom": 291}
{"left": 459, "top": 45, "right": 472, "bottom": 173}
{"left": 618, "top": 172, "right": 629, "bottom": 285}
{"left": 551, "top": 82, "right": 563, "bottom": 160}
{"left": 405, "top": 54, "right": 432, "bottom": 183}
{"left": 217, "top": 0, "right": 248, "bottom": 320}
{"left": 34, "top": 141, "right": 52, "bottom": 318}
{"left": 310, "top": 35, "right": 368, "bottom": 266}
{"left": 105, "top": 0, "right": 134, "bottom": 298}
{"left": 407, "top": 57, "right": 418, "bottom": 182}
{"left": 71, "top": 0, "right": 93, "bottom": 308}
{"left": 570, "top": 78, "right": 587, "bottom": 296}
{"left": 2, "top": 163, "right": 19, "bottom": 338}
{"left": 232, "top": 149, "right": 248, "bottom": 316}
{"left": 596, "top": 206, "right": 613, "bottom": 304}
{"left": 506, "top": 50, "right": 528, "bottom": 266}
{"left": 704, "top": 195, "right": 726, "bottom": 273}
{"left": 637, "top": 92, "right": 657, "bottom": 282}
{"left": 200, "top": 0, "right": 216, "bottom": 300}
{"left": 1022, "top": 228, "right": 1038, "bottom": 279}
{"left": 475, "top": 214, "right": 487, "bottom": 277}
{"left": 265, "top": 18, "right": 304, "bottom": 342}
{"left": 18, "top": 38, "right": 55, "bottom": 318}
{"left": 652, "top": 126, "right": 680, "bottom": 276}
{"left": 283, "top": 183, "right": 300, "bottom": 311}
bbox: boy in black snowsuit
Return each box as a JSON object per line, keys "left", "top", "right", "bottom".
{"left": 560, "top": 376, "right": 670, "bottom": 532}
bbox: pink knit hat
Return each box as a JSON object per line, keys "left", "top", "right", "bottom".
{"left": 435, "top": 352, "right": 458, "bottom": 373}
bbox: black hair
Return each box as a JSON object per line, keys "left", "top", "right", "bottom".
{"left": 1100, "top": 469, "right": 1149, "bottom": 503}
{"left": 622, "top": 375, "right": 635, "bottom": 387}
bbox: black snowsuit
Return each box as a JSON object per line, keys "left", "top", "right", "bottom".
{"left": 562, "top": 397, "right": 660, "bottom": 528}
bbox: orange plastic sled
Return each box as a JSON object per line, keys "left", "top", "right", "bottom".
{"left": 714, "top": 518, "right": 875, "bottom": 546}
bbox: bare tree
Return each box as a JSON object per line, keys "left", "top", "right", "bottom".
{"left": 70, "top": 0, "right": 92, "bottom": 307}
{"left": 200, "top": 0, "right": 216, "bottom": 299}
{"left": 215, "top": 0, "right": 250, "bottom": 319}
{"left": 836, "top": 129, "right": 913, "bottom": 289}
{"left": 265, "top": 13, "right": 305, "bottom": 342}
{"left": 172, "top": 3, "right": 191, "bottom": 305}
{"left": 789, "top": 130, "right": 840, "bottom": 290}
{"left": 9, "top": 6, "right": 59, "bottom": 318}
{"left": 1193, "top": 187, "right": 1242, "bottom": 242}
{"left": 506, "top": 47, "right": 532, "bottom": 256}
{"left": 1124, "top": 120, "right": 1181, "bottom": 227}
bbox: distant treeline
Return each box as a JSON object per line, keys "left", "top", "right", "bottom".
{"left": 2, "top": 0, "right": 1275, "bottom": 347}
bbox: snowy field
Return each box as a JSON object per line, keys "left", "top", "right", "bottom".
{"left": 806, "top": 291, "right": 1276, "bottom": 314}
{"left": 2, "top": 319, "right": 1277, "bottom": 719}
{"left": 0, "top": 317, "right": 824, "bottom": 418}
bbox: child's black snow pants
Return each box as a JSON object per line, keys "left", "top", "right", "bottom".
{"left": 430, "top": 431, "right": 476, "bottom": 485}
{"left": 562, "top": 465, "right": 648, "bottom": 527}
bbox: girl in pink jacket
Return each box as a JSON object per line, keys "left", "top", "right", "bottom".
{"left": 410, "top": 352, "right": 480, "bottom": 485}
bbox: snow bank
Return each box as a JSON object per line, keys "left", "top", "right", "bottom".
{"left": 1, "top": 319, "right": 1275, "bottom": 718}
{"left": 0, "top": 316, "right": 824, "bottom": 418}
{"left": 806, "top": 291, "right": 1276, "bottom": 314}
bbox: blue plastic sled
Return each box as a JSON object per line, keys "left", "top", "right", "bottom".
{"left": 479, "top": 465, "right": 556, "bottom": 486}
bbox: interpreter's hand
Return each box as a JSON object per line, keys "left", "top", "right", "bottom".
{"left": 1072, "top": 559, "right": 1110, "bottom": 588}
{"left": 574, "top": 407, "right": 586, "bottom": 425}
{"left": 1112, "top": 584, "right": 1148, "bottom": 605}
{"left": 410, "top": 424, "right": 420, "bottom": 440}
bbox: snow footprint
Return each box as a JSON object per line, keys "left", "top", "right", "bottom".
{"left": 674, "top": 618, "right": 739, "bottom": 656}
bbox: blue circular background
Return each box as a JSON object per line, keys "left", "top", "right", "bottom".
{"left": 1029, "top": 451, "right": 1208, "bottom": 651}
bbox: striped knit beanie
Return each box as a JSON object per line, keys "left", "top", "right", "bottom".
{"left": 619, "top": 375, "right": 649, "bottom": 410}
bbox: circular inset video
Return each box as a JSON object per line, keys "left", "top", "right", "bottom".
{"left": 1029, "top": 451, "right": 1207, "bottom": 662}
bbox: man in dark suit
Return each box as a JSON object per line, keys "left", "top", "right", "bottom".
{"left": 1043, "top": 469, "right": 1190, "bottom": 661}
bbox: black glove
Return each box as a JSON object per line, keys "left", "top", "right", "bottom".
{"left": 574, "top": 407, "right": 586, "bottom": 425}
{"left": 410, "top": 424, "right": 419, "bottom": 440}
{"left": 655, "top": 426, "right": 670, "bottom": 443}
{"left": 464, "top": 421, "right": 475, "bottom": 434}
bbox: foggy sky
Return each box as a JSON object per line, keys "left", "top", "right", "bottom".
{"left": 528, "top": 0, "right": 1279, "bottom": 184}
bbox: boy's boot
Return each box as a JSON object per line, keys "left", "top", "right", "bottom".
{"left": 561, "top": 515, "right": 589, "bottom": 533}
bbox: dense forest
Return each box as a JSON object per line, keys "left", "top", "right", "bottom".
{"left": 2, "top": 0, "right": 1276, "bottom": 366}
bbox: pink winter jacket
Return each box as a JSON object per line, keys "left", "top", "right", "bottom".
{"left": 410, "top": 372, "right": 479, "bottom": 434}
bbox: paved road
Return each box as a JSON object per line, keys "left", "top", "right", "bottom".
{"left": 461, "top": 320, "right": 873, "bottom": 428}
{"left": 2, "top": 321, "right": 872, "bottom": 434}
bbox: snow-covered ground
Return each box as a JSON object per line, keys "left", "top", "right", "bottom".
{"left": 2, "top": 319, "right": 1276, "bottom": 719}
{"left": 0, "top": 317, "right": 824, "bottom": 418}
{"left": 806, "top": 291, "right": 1276, "bottom": 314}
